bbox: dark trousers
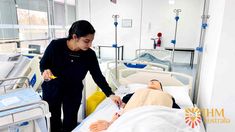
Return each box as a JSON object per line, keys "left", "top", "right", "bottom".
{"left": 42, "top": 81, "right": 82, "bottom": 132}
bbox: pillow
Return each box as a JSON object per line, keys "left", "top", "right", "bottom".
{"left": 115, "top": 83, "right": 147, "bottom": 98}
{"left": 127, "top": 83, "right": 148, "bottom": 93}
{"left": 86, "top": 91, "right": 106, "bottom": 116}
{"left": 163, "top": 86, "right": 193, "bottom": 108}
{"left": 117, "top": 84, "right": 193, "bottom": 108}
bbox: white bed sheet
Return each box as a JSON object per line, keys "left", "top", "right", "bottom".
{"left": 73, "top": 98, "right": 119, "bottom": 132}
{"left": 73, "top": 99, "right": 202, "bottom": 132}
{"left": 107, "top": 105, "right": 202, "bottom": 132}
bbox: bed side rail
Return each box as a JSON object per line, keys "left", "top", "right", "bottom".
{"left": 107, "top": 60, "right": 168, "bottom": 72}
{"left": 119, "top": 68, "right": 193, "bottom": 91}
{"left": 0, "top": 76, "right": 31, "bottom": 94}
{"left": 0, "top": 100, "right": 51, "bottom": 132}
{"left": 106, "top": 60, "right": 169, "bottom": 89}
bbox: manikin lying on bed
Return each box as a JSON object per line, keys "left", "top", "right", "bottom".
{"left": 89, "top": 79, "right": 180, "bottom": 132}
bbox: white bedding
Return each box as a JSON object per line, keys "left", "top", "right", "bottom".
{"left": 73, "top": 98, "right": 119, "bottom": 132}
{"left": 73, "top": 99, "right": 202, "bottom": 132}
{"left": 107, "top": 105, "right": 202, "bottom": 132}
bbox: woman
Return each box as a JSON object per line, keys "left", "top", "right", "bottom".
{"left": 40, "top": 20, "right": 121, "bottom": 132}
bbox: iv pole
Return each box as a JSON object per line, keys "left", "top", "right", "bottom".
{"left": 171, "top": 9, "right": 181, "bottom": 64}
{"left": 193, "top": 0, "right": 210, "bottom": 103}
{"left": 112, "top": 15, "right": 119, "bottom": 79}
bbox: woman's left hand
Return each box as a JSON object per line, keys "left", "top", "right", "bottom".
{"left": 109, "top": 95, "right": 122, "bottom": 108}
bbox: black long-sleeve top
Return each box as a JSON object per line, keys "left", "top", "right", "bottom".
{"left": 40, "top": 38, "right": 114, "bottom": 97}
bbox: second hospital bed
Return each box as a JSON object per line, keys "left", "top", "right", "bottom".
{"left": 0, "top": 53, "right": 42, "bottom": 92}
{"left": 73, "top": 68, "right": 205, "bottom": 132}
{"left": 0, "top": 77, "right": 51, "bottom": 132}
{"left": 134, "top": 48, "right": 172, "bottom": 71}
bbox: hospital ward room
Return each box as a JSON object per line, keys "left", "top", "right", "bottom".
{"left": 0, "top": 0, "right": 235, "bottom": 132}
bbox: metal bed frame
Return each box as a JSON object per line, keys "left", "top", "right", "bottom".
{"left": 0, "top": 77, "right": 51, "bottom": 132}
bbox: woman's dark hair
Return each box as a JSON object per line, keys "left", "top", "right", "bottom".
{"left": 150, "top": 79, "right": 163, "bottom": 90}
{"left": 68, "top": 20, "right": 95, "bottom": 40}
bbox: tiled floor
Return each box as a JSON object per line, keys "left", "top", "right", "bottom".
{"left": 171, "top": 63, "right": 197, "bottom": 76}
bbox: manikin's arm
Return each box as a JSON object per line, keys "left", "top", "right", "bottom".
{"left": 89, "top": 110, "right": 123, "bottom": 132}
{"left": 89, "top": 120, "right": 111, "bottom": 132}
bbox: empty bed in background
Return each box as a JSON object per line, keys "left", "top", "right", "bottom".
{"left": 0, "top": 53, "right": 42, "bottom": 91}
{"left": 134, "top": 49, "right": 172, "bottom": 71}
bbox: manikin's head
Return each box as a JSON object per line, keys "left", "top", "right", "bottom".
{"left": 147, "top": 79, "right": 163, "bottom": 91}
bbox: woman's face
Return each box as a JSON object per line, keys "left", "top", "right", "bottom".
{"left": 76, "top": 34, "right": 94, "bottom": 51}
{"left": 148, "top": 80, "right": 162, "bottom": 90}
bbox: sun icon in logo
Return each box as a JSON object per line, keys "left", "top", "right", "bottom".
{"left": 185, "top": 108, "right": 201, "bottom": 128}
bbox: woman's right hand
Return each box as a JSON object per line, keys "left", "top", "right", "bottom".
{"left": 42, "top": 69, "right": 55, "bottom": 81}
{"left": 109, "top": 95, "right": 122, "bottom": 108}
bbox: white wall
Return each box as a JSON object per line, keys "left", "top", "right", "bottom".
{"left": 91, "top": 0, "right": 142, "bottom": 60}
{"left": 77, "top": 0, "right": 91, "bottom": 21}
{"left": 141, "top": 0, "right": 203, "bottom": 63}
{"left": 197, "top": 0, "right": 225, "bottom": 110}
{"left": 197, "top": 0, "right": 235, "bottom": 131}
{"left": 77, "top": 0, "right": 203, "bottom": 63}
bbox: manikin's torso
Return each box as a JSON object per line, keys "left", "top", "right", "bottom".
{"left": 124, "top": 89, "right": 173, "bottom": 112}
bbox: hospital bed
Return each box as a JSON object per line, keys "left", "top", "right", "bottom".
{"left": 0, "top": 53, "right": 42, "bottom": 92}
{"left": 134, "top": 48, "right": 172, "bottom": 71}
{"left": 105, "top": 60, "right": 170, "bottom": 91}
{"left": 73, "top": 69, "right": 205, "bottom": 132}
{"left": 0, "top": 77, "right": 51, "bottom": 132}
